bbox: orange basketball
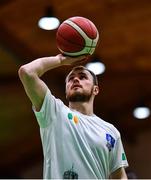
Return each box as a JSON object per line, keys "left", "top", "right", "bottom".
{"left": 56, "top": 16, "right": 99, "bottom": 57}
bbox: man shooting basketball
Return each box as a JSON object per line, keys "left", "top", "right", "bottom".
{"left": 18, "top": 54, "right": 128, "bottom": 179}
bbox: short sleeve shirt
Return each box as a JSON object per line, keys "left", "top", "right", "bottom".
{"left": 33, "top": 88, "right": 128, "bottom": 179}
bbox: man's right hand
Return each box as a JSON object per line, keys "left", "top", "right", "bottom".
{"left": 58, "top": 54, "right": 89, "bottom": 66}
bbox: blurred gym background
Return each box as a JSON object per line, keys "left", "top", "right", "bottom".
{"left": 0, "top": 0, "right": 151, "bottom": 178}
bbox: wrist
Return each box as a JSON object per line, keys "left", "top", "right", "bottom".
{"left": 57, "top": 54, "right": 66, "bottom": 65}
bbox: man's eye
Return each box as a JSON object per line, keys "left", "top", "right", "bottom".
{"left": 80, "top": 75, "right": 86, "bottom": 79}
{"left": 68, "top": 77, "right": 74, "bottom": 81}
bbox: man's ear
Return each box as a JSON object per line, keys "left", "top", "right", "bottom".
{"left": 93, "top": 85, "right": 99, "bottom": 95}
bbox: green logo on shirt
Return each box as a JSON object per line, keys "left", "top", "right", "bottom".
{"left": 68, "top": 113, "right": 73, "bottom": 120}
{"left": 122, "top": 153, "right": 126, "bottom": 160}
{"left": 68, "top": 113, "right": 79, "bottom": 124}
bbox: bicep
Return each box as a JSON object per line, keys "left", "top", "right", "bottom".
{"left": 110, "top": 167, "right": 127, "bottom": 179}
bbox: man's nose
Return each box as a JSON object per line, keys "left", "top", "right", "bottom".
{"left": 73, "top": 77, "right": 79, "bottom": 82}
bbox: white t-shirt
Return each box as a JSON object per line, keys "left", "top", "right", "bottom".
{"left": 33, "top": 89, "right": 128, "bottom": 179}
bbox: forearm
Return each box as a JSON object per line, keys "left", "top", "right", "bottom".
{"left": 19, "top": 54, "right": 87, "bottom": 80}
{"left": 19, "top": 55, "right": 61, "bottom": 78}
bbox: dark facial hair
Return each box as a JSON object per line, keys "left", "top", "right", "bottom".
{"left": 67, "top": 87, "right": 93, "bottom": 102}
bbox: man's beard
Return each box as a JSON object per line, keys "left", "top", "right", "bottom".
{"left": 66, "top": 88, "right": 93, "bottom": 102}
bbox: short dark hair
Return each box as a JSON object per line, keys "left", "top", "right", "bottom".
{"left": 66, "top": 66, "right": 98, "bottom": 86}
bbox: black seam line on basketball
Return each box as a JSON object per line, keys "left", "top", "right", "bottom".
{"left": 62, "top": 23, "right": 85, "bottom": 46}
{"left": 68, "top": 19, "right": 88, "bottom": 38}
{"left": 58, "top": 24, "right": 85, "bottom": 47}
{"left": 69, "top": 19, "right": 95, "bottom": 40}
{"left": 66, "top": 19, "right": 96, "bottom": 54}
{"left": 57, "top": 32, "right": 84, "bottom": 47}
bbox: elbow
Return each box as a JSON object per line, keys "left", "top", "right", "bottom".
{"left": 18, "top": 65, "right": 27, "bottom": 80}
{"left": 18, "top": 65, "right": 33, "bottom": 81}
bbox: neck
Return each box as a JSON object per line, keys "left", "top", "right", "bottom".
{"left": 69, "top": 100, "right": 94, "bottom": 116}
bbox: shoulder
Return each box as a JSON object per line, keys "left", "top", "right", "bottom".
{"left": 36, "top": 87, "right": 67, "bottom": 114}
{"left": 46, "top": 88, "right": 64, "bottom": 105}
{"left": 94, "top": 115, "right": 121, "bottom": 139}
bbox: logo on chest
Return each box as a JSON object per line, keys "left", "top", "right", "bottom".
{"left": 106, "top": 133, "right": 115, "bottom": 151}
{"left": 68, "top": 113, "right": 79, "bottom": 124}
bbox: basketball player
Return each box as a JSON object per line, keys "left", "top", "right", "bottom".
{"left": 18, "top": 54, "right": 128, "bottom": 179}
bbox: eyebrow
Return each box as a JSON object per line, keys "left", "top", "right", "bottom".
{"left": 66, "top": 71, "right": 88, "bottom": 81}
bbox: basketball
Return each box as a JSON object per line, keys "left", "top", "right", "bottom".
{"left": 56, "top": 16, "right": 99, "bottom": 57}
